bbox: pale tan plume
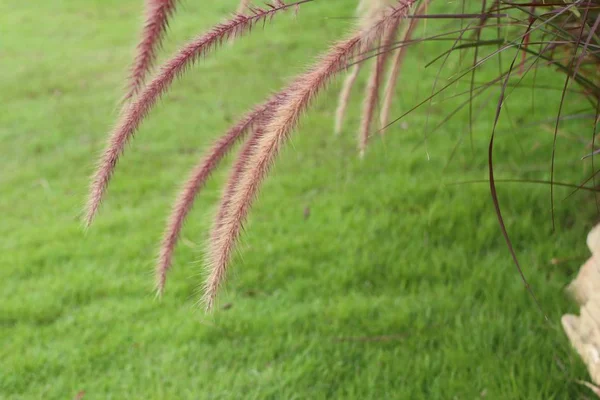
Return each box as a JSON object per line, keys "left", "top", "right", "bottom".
{"left": 358, "top": 11, "right": 402, "bottom": 156}
{"left": 334, "top": 0, "right": 395, "bottom": 137}
{"left": 334, "top": 64, "right": 362, "bottom": 135}
{"left": 357, "top": 0, "right": 391, "bottom": 32}
{"left": 203, "top": 1, "right": 417, "bottom": 309}
{"left": 380, "top": 0, "right": 429, "bottom": 128}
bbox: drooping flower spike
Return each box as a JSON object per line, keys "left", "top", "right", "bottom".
{"left": 380, "top": 0, "right": 430, "bottom": 128}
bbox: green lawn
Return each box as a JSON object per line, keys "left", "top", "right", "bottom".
{"left": 1, "top": 1, "right": 599, "bottom": 398}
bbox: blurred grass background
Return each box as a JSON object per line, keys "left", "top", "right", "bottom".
{"left": 1, "top": 0, "right": 599, "bottom": 398}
